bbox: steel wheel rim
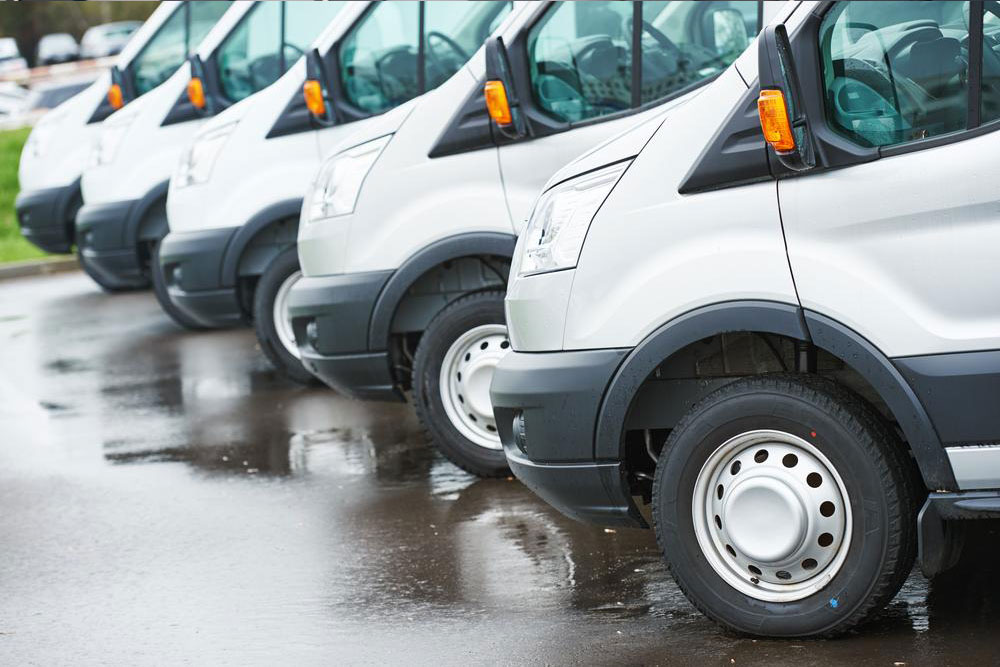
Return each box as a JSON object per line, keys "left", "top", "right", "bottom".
{"left": 439, "top": 323, "right": 510, "bottom": 451}
{"left": 273, "top": 270, "right": 302, "bottom": 360}
{"left": 692, "top": 429, "right": 852, "bottom": 602}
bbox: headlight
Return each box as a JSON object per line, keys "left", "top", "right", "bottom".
{"left": 516, "top": 161, "right": 629, "bottom": 277}
{"left": 307, "top": 135, "right": 391, "bottom": 222}
{"left": 173, "top": 121, "right": 238, "bottom": 188}
{"left": 90, "top": 110, "right": 137, "bottom": 166}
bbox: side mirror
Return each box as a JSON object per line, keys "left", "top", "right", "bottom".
{"left": 710, "top": 8, "right": 750, "bottom": 56}
{"left": 304, "top": 48, "right": 335, "bottom": 127}
{"left": 108, "top": 65, "right": 126, "bottom": 110}
{"left": 484, "top": 37, "right": 526, "bottom": 140}
{"left": 188, "top": 55, "right": 208, "bottom": 114}
{"left": 757, "top": 24, "right": 813, "bottom": 172}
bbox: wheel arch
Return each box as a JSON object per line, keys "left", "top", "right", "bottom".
{"left": 219, "top": 198, "right": 303, "bottom": 291}
{"left": 595, "top": 300, "right": 955, "bottom": 491}
{"left": 127, "top": 180, "right": 170, "bottom": 247}
{"left": 367, "top": 232, "right": 517, "bottom": 352}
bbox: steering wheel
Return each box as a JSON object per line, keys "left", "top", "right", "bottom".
{"left": 572, "top": 39, "right": 631, "bottom": 111}
{"left": 374, "top": 45, "right": 419, "bottom": 103}
{"left": 425, "top": 31, "right": 469, "bottom": 70}
{"left": 640, "top": 20, "right": 683, "bottom": 59}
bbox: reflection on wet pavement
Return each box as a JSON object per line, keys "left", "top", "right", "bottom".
{"left": 0, "top": 272, "right": 998, "bottom": 665}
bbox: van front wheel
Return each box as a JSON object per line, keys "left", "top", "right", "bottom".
{"left": 652, "top": 374, "right": 918, "bottom": 637}
{"left": 253, "top": 247, "right": 316, "bottom": 385}
{"left": 412, "top": 290, "right": 512, "bottom": 478}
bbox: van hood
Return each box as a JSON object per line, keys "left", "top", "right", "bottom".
{"left": 324, "top": 95, "right": 420, "bottom": 157}
{"left": 542, "top": 89, "right": 703, "bottom": 192}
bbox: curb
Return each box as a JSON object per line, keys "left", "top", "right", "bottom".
{"left": 0, "top": 256, "right": 79, "bottom": 281}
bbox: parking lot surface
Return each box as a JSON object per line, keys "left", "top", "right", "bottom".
{"left": 1, "top": 271, "right": 997, "bottom": 666}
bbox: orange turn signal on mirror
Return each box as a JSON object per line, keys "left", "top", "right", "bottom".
{"left": 107, "top": 83, "right": 124, "bottom": 110}
{"left": 484, "top": 79, "right": 512, "bottom": 126}
{"left": 303, "top": 79, "right": 326, "bottom": 117}
{"left": 187, "top": 77, "right": 206, "bottom": 109}
{"left": 757, "top": 88, "right": 795, "bottom": 152}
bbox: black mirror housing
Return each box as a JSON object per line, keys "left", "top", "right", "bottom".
{"left": 758, "top": 24, "right": 814, "bottom": 172}
{"left": 485, "top": 37, "right": 527, "bottom": 140}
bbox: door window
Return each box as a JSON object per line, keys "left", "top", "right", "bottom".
{"left": 132, "top": 2, "right": 228, "bottom": 96}
{"left": 527, "top": 1, "right": 760, "bottom": 124}
{"left": 217, "top": 2, "right": 345, "bottom": 104}
{"left": 340, "top": 2, "right": 510, "bottom": 114}
{"left": 819, "top": 1, "right": 970, "bottom": 148}
{"left": 340, "top": 2, "right": 421, "bottom": 114}
{"left": 424, "top": 1, "right": 512, "bottom": 89}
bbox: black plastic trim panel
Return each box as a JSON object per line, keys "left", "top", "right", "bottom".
{"left": 895, "top": 349, "right": 1000, "bottom": 445}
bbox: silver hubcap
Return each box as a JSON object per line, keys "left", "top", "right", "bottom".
{"left": 439, "top": 324, "right": 510, "bottom": 451}
{"left": 692, "top": 429, "right": 851, "bottom": 602}
{"left": 273, "top": 270, "right": 302, "bottom": 360}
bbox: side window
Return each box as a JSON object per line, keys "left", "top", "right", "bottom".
{"left": 188, "top": 2, "right": 229, "bottom": 50}
{"left": 131, "top": 5, "right": 188, "bottom": 96}
{"left": 528, "top": 1, "right": 634, "bottom": 123}
{"left": 527, "top": 1, "right": 760, "bottom": 124}
{"left": 283, "top": 2, "right": 346, "bottom": 67}
{"left": 340, "top": 2, "right": 421, "bottom": 114}
{"left": 641, "top": 1, "right": 759, "bottom": 105}
{"left": 131, "top": 2, "right": 228, "bottom": 97}
{"left": 423, "top": 1, "right": 512, "bottom": 89}
{"left": 217, "top": 2, "right": 282, "bottom": 103}
{"left": 819, "top": 1, "right": 970, "bottom": 148}
{"left": 979, "top": 6, "right": 1000, "bottom": 122}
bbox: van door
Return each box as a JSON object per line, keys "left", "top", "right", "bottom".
{"left": 498, "top": 0, "right": 766, "bottom": 229}
{"left": 779, "top": 1, "right": 1000, "bottom": 359}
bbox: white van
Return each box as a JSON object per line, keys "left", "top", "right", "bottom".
{"left": 74, "top": 1, "right": 346, "bottom": 293}
{"left": 16, "top": 1, "right": 225, "bottom": 257}
{"left": 491, "top": 0, "right": 1000, "bottom": 638}
{"left": 289, "top": 1, "right": 780, "bottom": 477}
{"left": 157, "top": 1, "right": 514, "bottom": 381}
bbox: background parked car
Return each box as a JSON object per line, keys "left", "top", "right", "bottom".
{"left": 36, "top": 33, "right": 79, "bottom": 65}
{"left": 80, "top": 21, "right": 141, "bottom": 59}
{"left": 0, "top": 37, "right": 27, "bottom": 75}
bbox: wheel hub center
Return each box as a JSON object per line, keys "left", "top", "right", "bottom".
{"left": 723, "top": 476, "right": 807, "bottom": 564}
{"left": 462, "top": 357, "right": 498, "bottom": 417}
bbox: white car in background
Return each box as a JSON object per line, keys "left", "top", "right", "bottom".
{"left": 0, "top": 38, "right": 28, "bottom": 75}
{"left": 36, "top": 33, "right": 80, "bottom": 66}
{"left": 80, "top": 21, "right": 142, "bottom": 59}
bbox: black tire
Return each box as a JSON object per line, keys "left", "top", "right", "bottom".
{"left": 412, "top": 290, "right": 511, "bottom": 478}
{"left": 150, "top": 241, "right": 206, "bottom": 330}
{"left": 652, "top": 373, "right": 919, "bottom": 638}
{"left": 252, "top": 247, "right": 317, "bottom": 385}
{"left": 78, "top": 247, "right": 147, "bottom": 293}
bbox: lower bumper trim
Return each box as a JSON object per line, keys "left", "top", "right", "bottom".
{"left": 505, "top": 448, "right": 646, "bottom": 528}
{"left": 299, "top": 349, "right": 403, "bottom": 402}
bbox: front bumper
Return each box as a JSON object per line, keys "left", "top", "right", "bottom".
{"left": 159, "top": 228, "right": 243, "bottom": 328}
{"left": 287, "top": 270, "right": 402, "bottom": 401}
{"left": 490, "top": 348, "right": 645, "bottom": 528}
{"left": 15, "top": 181, "right": 81, "bottom": 254}
{"left": 76, "top": 199, "right": 146, "bottom": 290}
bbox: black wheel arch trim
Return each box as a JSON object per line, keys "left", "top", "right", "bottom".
{"left": 367, "top": 232, "right": 517, "bottom": 352}
{"left": 593, "top": 300, "right": 955, "bottom": 490}
{"left": 125, "top": 180, "right": 170, "bottom": 247}
{"left": 219, "top": 198, "right": 303, "bottom": 289}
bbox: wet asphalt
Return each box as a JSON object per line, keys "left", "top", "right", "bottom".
{"left": 0, "top": 271, "right": 998, "bottom": 666}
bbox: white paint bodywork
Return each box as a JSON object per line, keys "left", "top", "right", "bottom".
{"left": 81, "top": 2, "right": 258, "bottom": 207}
{"left": 166, "top": 2, "right": 371, "bottom": 235}
{"left": 18, "top": 2, "right": 186, "bottom": 192}
{"left": 296, "top": 1, "right": 731, "bottom": 281}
